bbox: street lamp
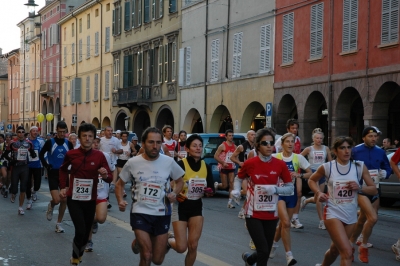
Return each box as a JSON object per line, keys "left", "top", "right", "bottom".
{"left": 24, "top": 0, "right": 38, "bottom": 16}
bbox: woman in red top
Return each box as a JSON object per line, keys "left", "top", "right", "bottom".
{"left": 59, "top": 123, "right": 112, "bottom": 266}
{"left": 237, "top": 128, "right": 293, "bottom": 266}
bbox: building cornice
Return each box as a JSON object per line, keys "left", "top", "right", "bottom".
{"left": 38, "top": 0, "right": 63, "bottom": 14}
{"left": 58, "top": 0, "right": 101, "bottom": 25}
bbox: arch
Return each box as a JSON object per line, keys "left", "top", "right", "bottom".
{"left": 92, "top": 117, "right": 100, "bottom": 129}
{"left": 133, "top": 109, "right": 151, "bottom": 140}
{"left": 102, "top": 117, "right": 111, "bottom": 128}
{"left": 12, "top": 125, "right": 15, "bottom": 132}
{"left": 182, "top": 108, "right": 204, "bottom": 133}
{"left": 303, "top": 91, "right": 328, "bottom": 146}
{"left": 25, "top": 123, "right": 29, "bottom": 130}
{"left": 155, "top": 105, "right": 174, "bottom": 130}
{"left": 335, "top": 87, "right": 363, "bottom": 143}
{"left": 209, "top": 105, "right": 232, "bottom": 133}
{"left": 115, "top": 110, "right": 128, "bottom": 131}
{"left": 275, "top": 94, "right": 298, "bottom": 134}
{"left": 241, "top": 102, "right": 265, "bottom": 132}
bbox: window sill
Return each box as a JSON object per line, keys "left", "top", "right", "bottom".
{"left": 86, "top": 57, "right": 91, "bottom": 60}
{"left": 169, "top": 11, "right": 178, "bottom": 20}
{"left": 84, "top": 101, "right": 90, "bottom": 103}
{"left": 308, "top": 56, "right": 323, "bottom": 63}
{"left": 144, "top": 22, "right": 151, "bottom": 29}
{"left": 103, "top": 97, "right": 109, "bottom": 101}
{"left": 153, "top": 17, "right": 163, "bottom": 26}
{"left": 339, "top": 50, "right": 358, "bottom": 56}
{"left": 378, "top": 42, "right": 398, "bottom": 50}
{"left": 93, "top": 99, "right": 98, "bottom": 102}
{"left": 94, "top": 54, "right": 99, "bottom": 57}
{"left": 280, "top": 62, "right": 294, "bottom": 68}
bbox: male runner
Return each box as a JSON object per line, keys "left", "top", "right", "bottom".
{"left": 116, "top": 127, "right": 184, "bottom": 266}
{"left": 39, "top": 121, "right": 74, "bottom": 232}
{"left": 350, "top": 126, "right": 391, "bottom": 263}
{"left": 214, "top": 129, "right": 237, "bottom": 208}
{"left": 175, "top": 130, "right": 187, "bottom": 161}
{"left": 162, "top": 125, "right": 177, "bottom": 159}
{"left": 389, "top": 148, "right": 400, "bottom": 261}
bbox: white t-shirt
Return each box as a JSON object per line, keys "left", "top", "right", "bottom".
{"left": 119, "top": 154, "right": 185, "bottom": 216}
{"left": 97, "top": 152, "right": 115, "bottom": 200}
{"left": 272, "top": 153, "right": 310, "bottom": 171}
{"left": 99, "top": 136, "right": 123, "bottom": 165}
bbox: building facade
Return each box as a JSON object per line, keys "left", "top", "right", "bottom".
{"left": 111, "top": 0, "right": 182, "bottom": 138}
{"left": 6, "top": 49, "right": 21, "bottom": 132}
{"left": 274, "top": 0, "right": 400, "bottom": 146}
{"left": 0, "top": 73, "right": 8, "bottom": 126}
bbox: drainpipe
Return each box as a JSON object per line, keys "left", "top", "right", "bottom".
{"left": 71, "top": 11, "right": 78, "bottom": 132}
{"left": 96, "top": 0, "right": 103, "bottom": 129}
{"left": 22, "top": 21, "right": 26, "bottom": 127}
{"left": 204, "top": 0, "right": 209, "bottom": 132}
{"left": 327, "top": 0, "right": 334, "bottom": 146}
{"left": 224, "top": 0, "right": 230, "bottom": 79}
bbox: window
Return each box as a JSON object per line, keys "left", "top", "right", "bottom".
{"left": 43, "top": 64, "right": 46, "bottom": 82}
{"left": 282, "top": 12, "right": 294, "bottom": 64}
{"left": 132, "top": 0, "right": 142, "bottom": 28}
{"left": 31, "top": 91, "right": 35, "bottom": 111}
{"left": 56, "top": 59, "right": 59, "bottom": 82}
{"left": 310, "top": 3, "right": 324, "bottom": 58}
{"left": 123, "top": 54, "right": 133, "bottom": 87}
{"left": 72, "top": 23, "right": 75, "bottom": 37}
{"left": 185, "top": 47, "right": 191, "bottom": 85}
{"left": 171, "top": 42, "right": 177, "bottom": 81}
{"left": 125, "top": 1, "right": 131, "bottom": 30}
{"left": 114, "top": 58, "right": 120, "bottom": 90}
{"left": 86, "top": 76, "right": 90, "bottom": 102}
{"left": 64, "top": 27, "right": 66, "bottom": 41}
{"left": 87, "top": 36, "right": 91, "bottom": 58}
{"left": 51, "top": 24, "right": 59, "bottom": 45}
{"left": 64, "top": 82, "right": 67, "bottom": 105}
{"left": 158, "top": 45, "right": 163, "bottom": 84}
{"left": 94, "top": 73, "right": 99, "bottom": 101}
{"left": 382, "top": 0, "right": 399, "bottom": 44}
{"left": 169, "top": 0, "right": 177, "bottom": 13}
{"left": 105, "top": 70, "right": 110, "bottom": 98}
{"left": 211, "top": 39, "right": 220, "bottom": 81}
{"left": 106, "top": 3, "right": 110, "bottom": 11}
{"left": 79, "top": 39, "right": 83, "bottom": 61}
{"left": 144, "top": 0, "right": 150, "bottom": 23}
{"left": 42, "top": 30, "right": 47, "bottom": 50}
{"left": 63, "top": 46, "right": 67, "bottom": 66}
{"left": 79, "top": 18, "right": 82, "bottom": 33}
{"left": 137, "top": 52, "right": 143, "bottom": 85}
{"left": 87, "top": 14, "right": 90, "bottom": 29}
{"left": 95, "top": 9, "right": 99, "bottom": 17}
{"left": 20, "top": 92, "right": 23, "bottom": 112}
{"left": 152, "top": 0, "right": 163, "bottom": 20}
{"left": 95, "top": 32, "right": 99, "bottom": 56}
{"left": 112, "top": 5, "right": 122, "bottom": 35}
{"left": 342, "top": 0, "right": 358, "bottom": 52}
{"left": 49, "top": 62, "right": 53, "bottom": 82}
{"left": 105, "top": 27, "right": 110, "bottom": 52}
{"left": 232, "top": 32, "right": 243, "bottom": 78}
{"left": 71, "top": 79, "right": 75, "bottom": 104}
{"left": 72, "top": 43, "right": 75, "bottom": 64}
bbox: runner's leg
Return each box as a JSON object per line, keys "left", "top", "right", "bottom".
{"left": 185, "top": 216, "right": 204, "bottom": 266}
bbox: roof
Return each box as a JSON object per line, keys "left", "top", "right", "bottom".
{"left": 58, "top": 0, "right": 101, "bottom": 25}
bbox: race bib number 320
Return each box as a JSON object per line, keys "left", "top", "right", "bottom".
{"left": 72, "top": 178, "right": 93, "bottom": 201}
{"left": 254, "top": 185, "right": 278, "bottom": 211}
{"left": 139, "top": 182, "right": 162, "bottom": 205}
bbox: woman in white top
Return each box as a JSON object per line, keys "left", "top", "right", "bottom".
{"left": 309, "top": 136, "right": 377, "bottom": 266}
{"left": 300, "top": 128, "right": 332, "bottom": 229}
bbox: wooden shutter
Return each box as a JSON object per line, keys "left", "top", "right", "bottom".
{"left": 87, "top": 36, "right": 90, "bottom": 58}
{"left": 342, "top": 0, "right": 358, "bottom": 51}
{"left": 86, "top": 76, "right": 90, "bottom": 102}
{"left": 185, "top": 47, "right": 191, "bottom": 86}
{"left": 125, "top": 1, "right": 131, "bottom": 30}
{"left": 95, "top": 32, "right": 99, "bottom": 55}
{"left": 310, "top": 3, "right": 324, "bottom": 58}
{"left": 382, "top": 0, "right": 399, "bottom": 44}
{"left": 105, "top": 70, "right": 110, "bottom": 98}
{"left": 94, "top": 73, "right": 99, "bottom": 100}
{"left": 282, "top": 12, "right": 294, "bottom": 63}
{"left": 105, "top": 27, "right": 110, "bottom": 52}
{"left": 260, "top": 24, "right": 271, "bottom": 73}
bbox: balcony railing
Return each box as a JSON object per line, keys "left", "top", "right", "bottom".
{"left": 40, "top": 82, "right": 58, "bottom": 96}
{"left": 113, "top": 85, "right": 151, "bottom": 105}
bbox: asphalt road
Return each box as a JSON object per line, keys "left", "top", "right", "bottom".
{"left": 1, "top": 179, "right": 399, "bottom": 266}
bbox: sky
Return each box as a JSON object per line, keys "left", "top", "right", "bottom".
{"left": 0, "top": 0, "right": 46, "bottom": 55}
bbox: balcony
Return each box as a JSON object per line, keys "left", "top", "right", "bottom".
{"left": 112, "top": 85, "right": 152, "bottom": 110}
{"left": 40, "top": 82, "right": 58, "bottom": 97}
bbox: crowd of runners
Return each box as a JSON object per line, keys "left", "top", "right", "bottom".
{"left": 0, "top": 118, "right": 400, "bottom": 266}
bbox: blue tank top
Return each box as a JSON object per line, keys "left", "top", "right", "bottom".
{"left": 28, "top": 138, "right": 44, "bottom": 168}
{"left": 48, "top": 138, "right": 70, "bottom": 169}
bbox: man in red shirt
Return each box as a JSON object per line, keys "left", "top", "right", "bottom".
{"left": 389, "top": 149, "right": 400, "bottom": 261}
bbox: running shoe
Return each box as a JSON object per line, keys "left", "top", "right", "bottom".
{"left": 286, "top": 254, "right": 297, "bottom": 266}
{"left": 233, "top": 195, "right": 241, "bottom": 206}
{"left": 166, "top": 231, "right": 175, "bottom": 254}
{"left": 358, "top": 245, "right": 369, "bottom": 263}
{"left": 227, "top": 202, "right": 235, "bottom": 209}
{"left": 55, "top": 223, "right": 65, "bottom": 233}
{"left": 131, "top": 239, "right": 140, "bottom": 254}
{"left": 123, "top": 191, "right": 127, "bottom": 198}
{"left": 242, "top": 252, "right": 254, "bottom": 266}
{"left": 290, "top": 218, "right": 304, "bottom": 229}
{"left": 18, "top": 207, "right": 25, "bottom": 215}
{"left": 10, "top": 194, "right": 16, "bottom": 203}
{"left": 356, "top": 237, "right": 373, "bottom": 248}
{"left": 85, "top": 240, "right": 93, "bottom": 252}
{"left": 3, "top": 190, "right": 8, "bottom": 198}
{"left": 214, "top": 182, "right": 219, "bottom": 192}
{"left": 249, "top": 239, "right": 256, "bottom": 250}
{"left": 269, "top": 243, "right": 278, "bottom": 259}
{"left": 107, "top": 201, "right": 112, "bottom": 209}
{"left": 392, "top": 243, "right": 400, "bottom": 261}
{"left": 300, "top": 196, "right": 307, "bottom": 211}
{"left": 318, "top": 220, "right": 326, "bottom": 230}
{"left": 92, "top": 221, "right": 98, "bottom": 234}
{"left": 70, "top": 257, "right": 80, "bottom": 266}
{"left": 109, "top": 184, "right": 115, "bottom": 193}
{"left": 26, "top": 199, "right": 33, "bottom": 210}
{"left": 32, "top": 192, "right": 38, "bottom": 201}
{"left": 46, "top": 203, "right": 53, "bottom": 221}
{"left": 238, "top": 208, "right": 245, "bottom": 219}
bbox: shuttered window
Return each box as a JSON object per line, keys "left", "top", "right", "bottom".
{"left": 211, "top": 39, "right": 220, "bottom": 82}
{"left": 158, "top": 45, "right": 163, "bottom": 84}
{"left": 310, "top": 3, "right": 324, "bottom": 58}
{"left": 87, "top": 36, "right": 90, "bottom": 58}
{"left": 105, "top": 70, "right": 110, "bottom": 98}
{"left": 95, "top": 32, "right": 99, "bottom": 56}
{"left": 132, "top": 0, "right": 142, "bottom": 28}
{"left": 169, "top": 0, "right": 177, "bottom": 13}
{"left": 86, "top": 76, "right": 90, "bottom": 102}
{"left": 185, "top": 47, "right": 191, "bottom": 85}
{"left": 125, "top": 1, "right": 131, "bottom": 30}
{"left": 282, "top": 12, "right": 294, "bottom": 64}
{"left": 64, "top": 82, "right": 67, "bottom": 105}
{"left": 105, "top": 27, "right": 110, "bottom": 52}
{"left": 144, "top": 0, "right": 150, "bottom": 23}
{"left": 123, "top": 55, "right": 133, "bottom": 87}
{"left": 63, "top": 46, "right": 67, "bottom": 66}
{"left": 71, "top": 43, "right": 75, "bottom": 64}
{"left": 232, "top": 32, "right": 243, "bottom": 78}
{"left": 382, "top": 0, "right": 399, "bottom": 44}
{"left": 94, "top": 73, "right": 99, "bottom": 101}
{"left": 79, "top": 39, "right": 82, "bottom": 61}
{"left": 342, "top": 0, "right": 358, "bottom": 52}
{"left": 260, "top": 24, "right": 271, "bottom": 73}
{"left": 112, "top": 6, "right": 122, "bottom": 36}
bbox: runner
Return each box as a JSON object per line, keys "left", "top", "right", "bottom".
{"left": 175, "top": 130, "right": 187, "bottom": 161}
{"left": 59, "top": 123, "right": 112, "bottom": 266}
{"left": 300, "top": 128, "right": 332, "bottom": 229}
{"left": 162, "top": 125, "right": 177, "bottom": 159}
{"left": 173, "top": 132, "right": 179, "bottom": 142}
{"left": 0, "top": 133, "right": 12, "bottom": 198}
{"left": 85, "top": 136, "right": 114, "bottom": 252}
{"left": 274, "top": 119, "right": 304, "bottom": 229}
{"left": 116, "top": 131, "right": 134, "bottom": 197}
{"left": 214, "top": 129, "right": 237, "bottom": 208}
{"left": 3, "top": 126, "right": 37, "bottom": 215}
{"left": 167, "top": 134, "right": 215, "bottom": 266}
{"left": 115, "top": 127, "right": 184, "bottom": 266}
{"left": 349, "top": 126, "right": 391, "bottom": 263}
{"left": 130, "top": 135, "right": 141, "bottom": 157}
{"left": 26, "top": 126, "right": 45, "bottom": 209}
{"left": 68, "top": 133, "right": 80, "bottom": 149}
{"left": 99, "top": 126, "right": 123, "bottom": 193}
{"left": 238, "top": 128, "right": 293, "bottom": 266}
{"left": 309, "top": 136, "right": 377, "bottom": 266}
{"left": 270, "top": 133, "right": 312, "bottom": 265}
{"left": 389, "top": 148, "right": 400, "bottom": 261}
{"left": 39, "top": 121, "right": 74, "bottom": 232}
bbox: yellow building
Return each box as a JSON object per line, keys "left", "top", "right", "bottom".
{"left": 0, "top": 73, "right": 8, "bottom": 127}
{"left": 59, "top": 0, "right": 114, "bottom": 132}
{"left": 111, "top": 0, "right": 182, "bottom": 138}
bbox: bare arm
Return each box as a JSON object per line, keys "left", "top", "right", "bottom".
{"left": 214, "top": 144, "right": 227, "bottom": 166}
{"left": 116, "top": 178, "right": 128, "bottom": 212}
{"left": 360, "top": 165, "right": 378, "bottom": 195}
{"left": 162, "top": 144, "right": 172, "bottom": 157}
{"left": 247, "top": 150, "right": 255, "bottom": 159}
{"left": 300, "top": 147, "right": 310, "bottom": 157}
{"left": 308, "top": 165, "right": 329, "bottom": 202}
{"left": 230, "top": 145, "right": 244, "bottom": 166}
{"left": 390, "top": 159, "right": 400, "bottom": 180}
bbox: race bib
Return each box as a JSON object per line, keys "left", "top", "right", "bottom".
{"left": 17, "top": 148, "right": 28, "bottom": 161}
{"left": 139, "top": 182, "right": 163, "bottom": 205}
{"left": 369, "top": 169, "right": 379, "bottom": 187}
{"left": 313, "top": 151, "right": 325, "bottom": 164}
{"left": 97, "top": 176, "right": 104, "bottom": 189}
{"left": 254, "top": 185, "right": 278, "bottom": 211}
{"left": 169, "top": 150, "right": 175, "bottom": 157}
{"left": 333, "top": 181, "right": 355, "bottom": 204}
{"left": 29, "top": 150, "right": 39, "bottom": 162}
{"left": 178, "top": 151, "right": 187, "bottom": 160}
{"left": 225, "top": 151, "right": 233, "bottom": 163}
{"left": 187, "top": 177, "right": 207, "bottom": 200}
{"left": 72, "top": 178, "right": 93, "bottom": 201}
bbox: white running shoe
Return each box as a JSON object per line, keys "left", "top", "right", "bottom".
{"left": 392, "top": 243, "right": 400, "bottom": 261}
{"left": 269, "top": 243, "right": 278, "bottom": 259}
{"left": 214, "top": 182, "right": 219, "bottom": 192}
{"left": 26, "top": 199, "right": 33, "bottom": 210}
{"left": 286, "top": 254, "right": 297, "bottom": 265}
{"left": 318, "top": 220, "right": 326, "bottom": 230}
{"left": 238, "top": 208, "right": 245, "bottom": 219}
{"left": 290, "top": 218, "right": 304, "bottom": 229}
{"left": 227, "top": 202, "right": 235, "bottom": 209}
{"left": 46, "top": 203, "right": 53, "bottom": 221}
{"left": 300, "top": 196, "right": 307, "bottom": 211}
{"left": 85, "top": 240, "right": 93, "bottom": 252}
{"left": 55, "top": 223, "right": 65, "bottom": 233}
{"left": 18, "top": 207, "right": 25, "bottom": 215}
{"left": 32, "top": 193, "right": 38, "bottom": 201}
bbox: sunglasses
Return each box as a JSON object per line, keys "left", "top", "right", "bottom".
{"left": 313, "top": 128, "right": 322, "bottom": 133}
{"left": 260, "top": 140, "right": 275, "bottom": 146}
{"left": 17, "top": 131, "right": 25, "bottom": 133}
